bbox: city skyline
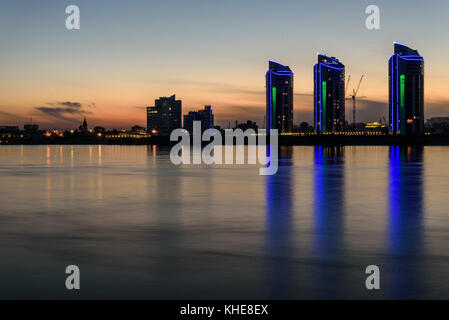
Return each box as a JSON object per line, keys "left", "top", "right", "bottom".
{"left": 1, "top": 1, "right": 449, "bottom": 129}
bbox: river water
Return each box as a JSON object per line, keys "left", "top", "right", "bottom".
{"left": 0, "top": 145, "right": 448, "bottom": 299}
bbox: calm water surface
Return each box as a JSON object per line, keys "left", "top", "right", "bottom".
{"left": 1, "top": 145, "right": 449, "bottom": 299}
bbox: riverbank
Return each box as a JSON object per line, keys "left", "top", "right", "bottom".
{"left": 3, "top": 134, "right": 449, "bottom": 146}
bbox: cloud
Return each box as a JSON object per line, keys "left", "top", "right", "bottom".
{"left": 348, "top": 98, "right": 388, "bottom": 123}
{"left": 34, "top": 101, "right": 91, "bottom": 123}
{"left": 292, "top": 94, "right": 389, "bottom": 124}
{"left": 0, "top": 110, "right": 29, "bottom": 124}
{"left": 57, "top": 101, "right": 82, "bottom": 108}
{"left": 346, "top": 98, "right": 449, "bottom": 123}
{"left": 149, "top": 77, "right": 264, "bottom": 96}
{"left": 212, "top": 104, "right": 264, "bottom": 127}
{"left": 424, "top": 99, "right": 449, "bottom": 118}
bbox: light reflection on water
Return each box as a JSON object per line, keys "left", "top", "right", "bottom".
{"left": 387, "top": 146, "right": 424, "bottom": 299}
{"left": 0, "top": 145, "right": 449, "bottom": 299}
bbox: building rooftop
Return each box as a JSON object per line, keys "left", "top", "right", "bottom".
{"left": 317, "top": 54, "right": 344, "bottom": 68}
{"left": 394, "top": 43, "right": 422, "bottom": 57}
{"left": 268, "top": 60, "right": 293, "bottom": 73}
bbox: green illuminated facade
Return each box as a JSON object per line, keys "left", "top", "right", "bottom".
{"left": 322, "top": 81, "right": 327, "bottom": 132}
{"left": 272, "top": 87, "right": 277, "bottom": 129}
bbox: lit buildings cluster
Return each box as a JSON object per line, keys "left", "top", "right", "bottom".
{"left": 147, "top": 43, "right": 424, "bottom": 138}
{"left": 266, "top": 43, "right": 425, "bottom": 136}
{"left": 146, "top": 95, "right": 215, "bottom": 136}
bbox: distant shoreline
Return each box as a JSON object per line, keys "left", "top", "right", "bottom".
{"left": 3, "top": 135, "right": 449, "bottom": 146}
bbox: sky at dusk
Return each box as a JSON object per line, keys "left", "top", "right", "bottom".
{"left": 1, "top": 0, "right": 449, "bottom": 129}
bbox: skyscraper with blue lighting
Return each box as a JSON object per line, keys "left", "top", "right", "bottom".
{"left": 314, "top": 55, "right": 345, "bottom": 133}
{"left": 266, "top": 61, "right": 294, "bottom": 133}
{"left": 389, "top": 43, "right": 424, "bottom": 135}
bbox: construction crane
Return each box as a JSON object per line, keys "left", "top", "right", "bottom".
{"left": 350, "top": 75, "right": 365, "bottom": 130}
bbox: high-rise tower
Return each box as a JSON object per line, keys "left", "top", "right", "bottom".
{"left": 314, "top": 54, "right": 345, "bottom": 133}
{"left": 266, "top": 61, "right": 294, "bottom": 133}
{"left": 183, "top": 105, "right": 214, "bottom": 134}
{"left": 389, "top": 43, "right": 424, "bottom": 135}
{"left": 147, "top": 95, "right": 182, "bottom": 135}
